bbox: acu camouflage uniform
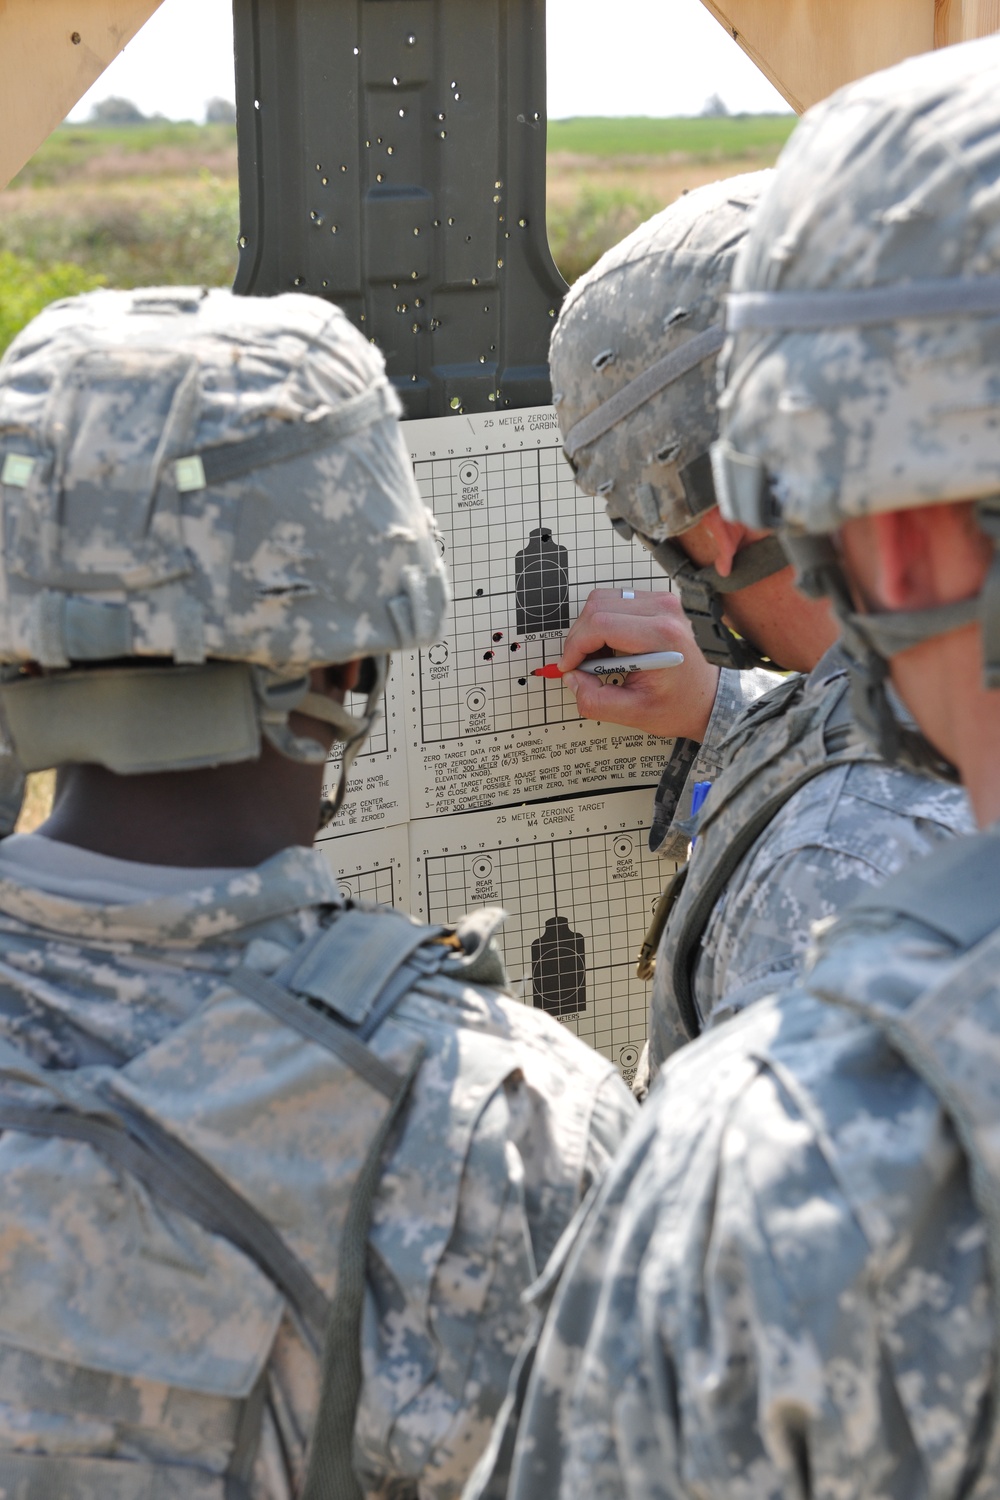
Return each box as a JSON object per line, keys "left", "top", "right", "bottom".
{"left": 486, "top": 35, "right": 1000, "bottom": 1500}
{"left": 647, "top": 641, "right": 973, "bottom": 1071}
{"left": 0, "top": 836, "right": 633, "bottom": 1499}
{"left": 0, "top": 288, "right": 637, "bottom": 1498}
{"left": 491, "top": 833, "right": 1000, "bottom": 1500}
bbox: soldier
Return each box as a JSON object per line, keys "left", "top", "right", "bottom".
{"left": 0, "top": 286, "right": 636, "bottom": 1498}
{"left": 548, "top": 173, "right": 972, "bottom": 1081}
{"left": 487, "top": 35, "right": 1000, "bottom": 1499}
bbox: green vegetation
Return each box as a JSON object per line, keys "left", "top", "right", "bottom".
{"left": 548, "top": 185, "right": 661, "bottom": 285}
{"left": 0, "top": 115, "right": 792, "bottom": 344}
{"left": 0, "top": 178, "right": 240, "bottom": 293}
{"left": 548, "top": 114, "right": 795, "bottom": 159}
{"left": 10, "top": 121, "right": 237, "bottom": 189}
{"left": 0, "top": 252, "right": 105, "bottom": 356}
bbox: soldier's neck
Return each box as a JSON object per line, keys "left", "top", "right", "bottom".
{"left": 36, "top": 745, "right": 328, "bottom": 868}
{"left": 890, "top": 626, "right": 1000, "bottom": 832}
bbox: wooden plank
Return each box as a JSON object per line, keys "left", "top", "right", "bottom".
{"left": 698, "top": 0, "right": 935, "bottom": 112}
{"left": 0, "top": 0, "right": 165, "bottom": 189}
{"left": 940, "top": 0, "right": 1000, "bottom": 41}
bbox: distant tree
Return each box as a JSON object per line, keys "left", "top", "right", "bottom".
{"left": 90, "top": 97, "right": 146, "bottom": 125}
{"left": 205, "top": 98, "right": 237, "bottom": 125}
{"left": 701, "top": 93, "right": 730, "bottom": 118}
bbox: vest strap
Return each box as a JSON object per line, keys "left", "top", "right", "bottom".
{"left": 663, "top": 672, "right": 872, "bottom": 1053}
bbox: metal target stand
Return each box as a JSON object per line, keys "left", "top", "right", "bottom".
{"left": 232, "top": 0, "right": 568, "bottom": 418}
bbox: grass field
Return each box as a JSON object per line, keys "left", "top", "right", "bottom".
{"left": 547, "top": 114, "right": 794, "bottom": 159}
{"left": 0, "top": 114, "right": 794, "bottom": 345}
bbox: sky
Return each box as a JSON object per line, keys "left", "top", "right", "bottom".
{"left": 66, "top": 0, "right": 791, "bottom": 124}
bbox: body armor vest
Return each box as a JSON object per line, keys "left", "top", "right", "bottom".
{"left": 0, "top": 904, "right": 514, "bottom": 1499}
{"left": 647, "top": 658, "right": 878, "bottom": 1071}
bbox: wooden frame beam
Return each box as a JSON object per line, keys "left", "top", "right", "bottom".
{"left": 1, "top": 0, "right": 165, "bottom": 189}
{"left": 699, "top": 0, "right": 1000, "bottom": 113}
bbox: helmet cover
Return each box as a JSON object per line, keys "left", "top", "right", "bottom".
{"left": 716, "top": 34, "right": 1000, "bottom": 536}
{"left": 550, "top": 171, "right": 770, "bottom": 543}
{"left": 0, "top": 287, "right": 449, "bottom": 786}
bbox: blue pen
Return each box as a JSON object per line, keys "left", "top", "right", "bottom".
{"left": 689, "top": 779, "right": 712, "bottom": 849}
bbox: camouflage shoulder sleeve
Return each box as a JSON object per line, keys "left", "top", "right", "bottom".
{"left": 649, "top": 666, "right": 785, "bottom": 859}
{"left": 354, "top": 970, "right": 636, "bottom": 1500}
{"left": 693, "top": 760, "right": 973, "bottom": 1029}
{"left": 505, "top": 980, "right": 992, "bottom": 1500}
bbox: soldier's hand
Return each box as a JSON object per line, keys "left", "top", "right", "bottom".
{"left": 557, "top": 590, "right": 719, "bottom": 741}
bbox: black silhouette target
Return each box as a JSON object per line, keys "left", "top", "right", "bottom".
{"left": 515, "top": 527, "right": 569, "bottom": 635}
{"left": 531, "top": 915, "right": 586, "bottom": 1017}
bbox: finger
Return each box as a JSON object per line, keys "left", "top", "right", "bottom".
{"left": 559, "top": 601, "right": 693, "bottom": 670}
{"left": 568, "top": 673, "right": 666, "bottom": 731}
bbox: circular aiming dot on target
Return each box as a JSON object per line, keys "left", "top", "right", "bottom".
{"left": 466, "top": 688, "right": 487, "bottom": 712}
{"left": 472, "top": 856, "right": 493, "bottom": 879}
{"left": 459, "top": 461, "right": 479, "bottom": 485}
{"left": 339, "top": 883, "right": 353, "bottom": 901}
{"left": 618, "top": 1046, "right": 640, "bottom": 1070}
{"left": 614, "top": 836, "right": 634, "bottom": 859}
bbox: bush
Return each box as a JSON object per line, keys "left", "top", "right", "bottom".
{"left": 0, "top": 178, "right": 240, "bottom": 290}
{"left": 90, "top": 96, "right": 147, "bottom": 125}
{"left": 0, "top": 252, "right": 105, "bottom": 356}
{"left": 548, "top": 185, "right": 660, "bottom": 284}
{"left": 205, "top": 98, "right": 237, "bottom": 125}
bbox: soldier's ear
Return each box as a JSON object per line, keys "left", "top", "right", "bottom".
{"left": 701, "top": 511, "right": 744, "bottom": 580}
{"left": 856, "top": 505, "right": 988, "bottom": 614}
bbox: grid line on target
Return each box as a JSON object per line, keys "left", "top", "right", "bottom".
{"left": 327, "top": 686, "right": 390, "bottom": 769}
{"left": 413, "top": 442, "right": 670, "bottom": 745}
{"left": 335, "top": 865, "right": 396, "bottom": 907}
{"left": 421, "top": 824, "right": 671, "bottom": 1071}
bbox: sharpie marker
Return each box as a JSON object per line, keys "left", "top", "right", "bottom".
{"left": 531, "top": 650, "right": 684, "bottom": 680}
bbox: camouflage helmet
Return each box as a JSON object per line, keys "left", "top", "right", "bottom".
{"left": 0, "top": 287, "right": 448, "bottom": 815}
{"left": 713, "top": 35, "right": 1000, "bottom": 777}
{"left": 549, "top": 173, "right": 787, "bottom": 671}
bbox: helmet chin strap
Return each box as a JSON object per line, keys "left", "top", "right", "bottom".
{"left": 779, "top": 530, "right": 979, "bottom": 783}
{"left": 301, "top": 656, "right": 389, "bottom": 830}
{"left": 642, "top": 532, "right": 789, "bottom": 670}
{"left": 251, "top": 657, "right": 389, "bottom": 829}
